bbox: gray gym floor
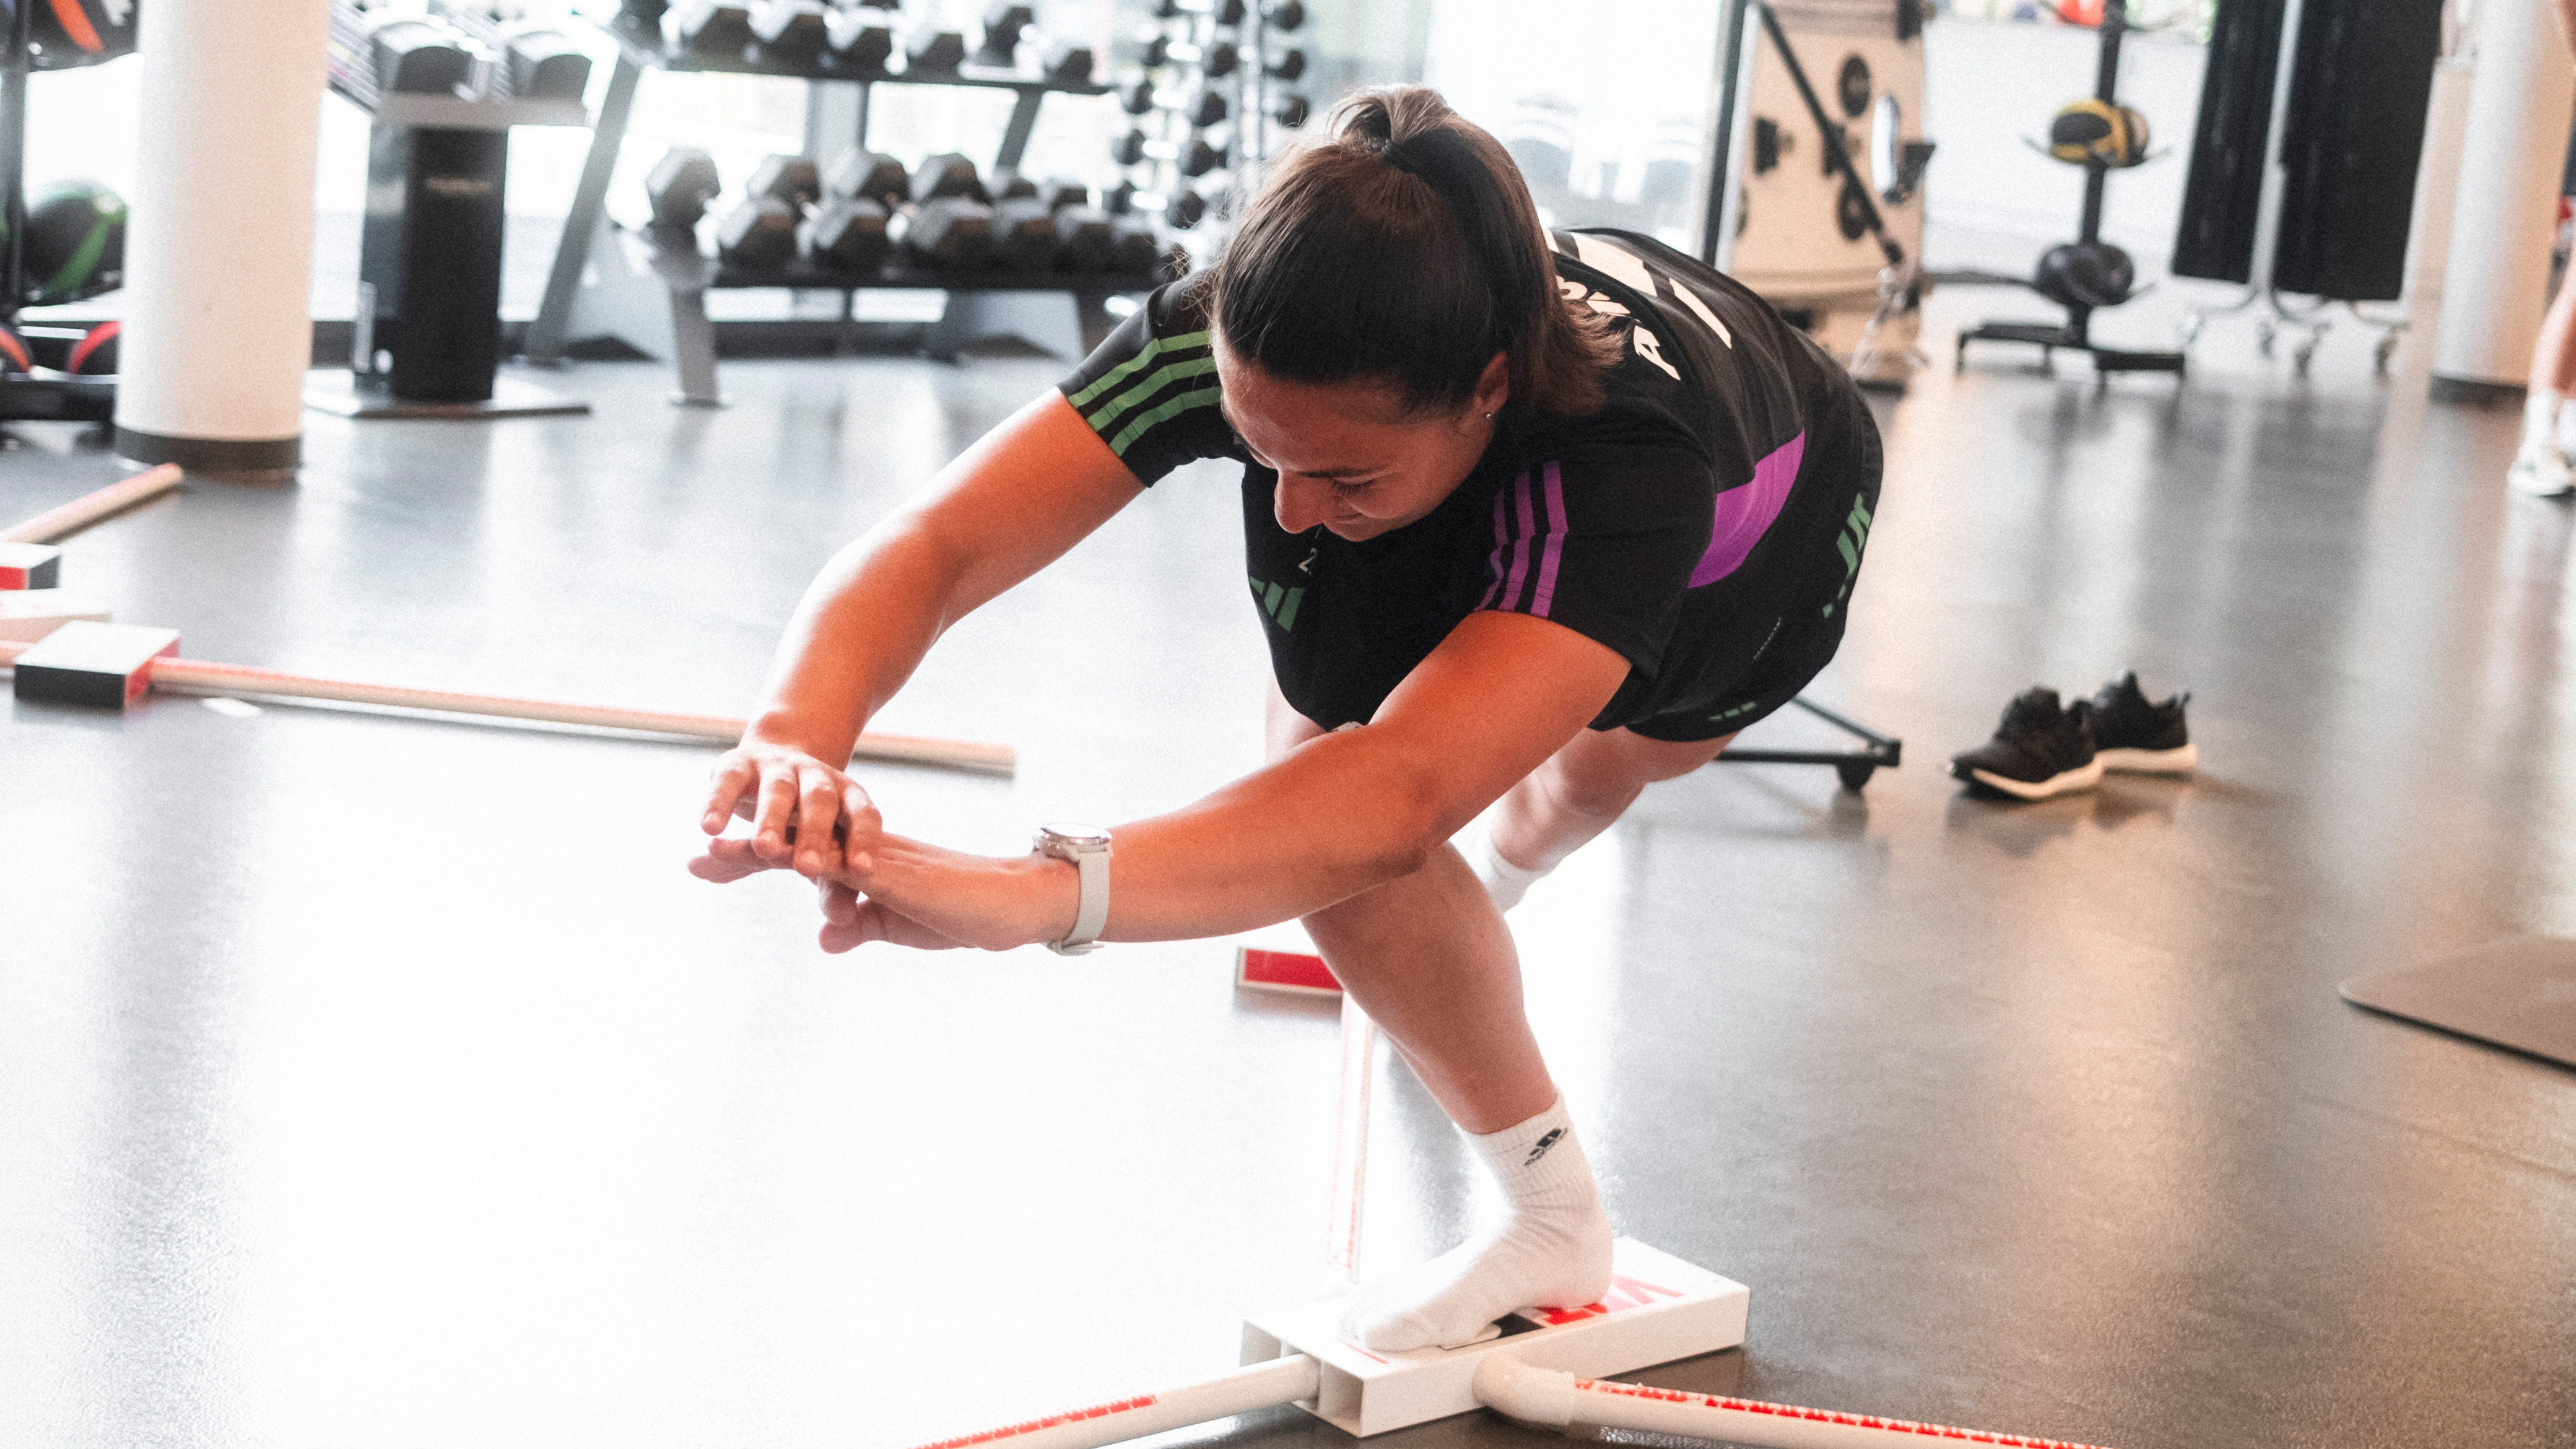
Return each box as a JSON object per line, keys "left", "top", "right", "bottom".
{"left": 4, "top": 299, "right": 2572, "bottom": 1449}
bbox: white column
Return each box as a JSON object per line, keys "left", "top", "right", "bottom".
{"left": 2431, "top": 0, "right": 2576, "bottom": 393}
{"left": 113, "top": 0, "right": 333, "bottom": 471}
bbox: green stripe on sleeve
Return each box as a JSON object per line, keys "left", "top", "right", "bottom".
{"left": 1065, "top": 328, "right": 1211, "bottom": 409}
{"left": 1084, "top": 355, "right": 1219, "bottom": 432}
{"left": 1107, "top": 386, "right": 1224, "bottom": 457}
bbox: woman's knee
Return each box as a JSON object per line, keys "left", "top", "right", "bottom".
{"left": 1539, "top": 728, "right": 1734, "bottom": 815}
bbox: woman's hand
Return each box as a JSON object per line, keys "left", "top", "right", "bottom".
{"left": 698, "top": 739, "right": 878, "bottom": 876}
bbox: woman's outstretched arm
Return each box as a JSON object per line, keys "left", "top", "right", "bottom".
{"left": 699, "top": 391, "right": 1144, "bottom": 875}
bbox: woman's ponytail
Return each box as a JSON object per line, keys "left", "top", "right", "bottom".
{"left": 1214, "top": 85, "right": 1621, "bottom": 417}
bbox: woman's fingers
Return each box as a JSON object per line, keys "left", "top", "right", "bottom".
{"left": 689, "top": 836, "right": 778, "bottom": 883}
{"left": 839, "top": 780, "right": 879, "bottom": 874}
{"left": 817, "top": 896, "right": 965, "bottom": 954}
{"left": 794, "top": 766, "right": 842, "bottom": 874}
{"left": 702, "top": 754, "right": 758, "bottom": 835}
{"left": 752, "top": 764, "right": 801, "bottom": 863}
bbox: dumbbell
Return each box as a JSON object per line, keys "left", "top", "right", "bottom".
{"left": 1263, "top": 0, "right": 1304, "bottom": 30}
{"left": 621, "top": 0, "right": 671, "bottom": 28}
{"left": 983, "top": 168, "right": 1040, "bottom": 202}
{"left": 825, "top": 148, "right": 910, "bottom": 209}
{"left": 1106, "top": 179, "right": 1208, "bottom": 228}
{"left": 503, "top": 27, "right": 593, "bottom": 101}
{"left": 1109, "top": 216, "right": 1163, "bottom": 275}
{"left": 749, "top": 0, "right": 829, "bottom": 64}
{"left": 1033, "top": 177, "right": 1093, "bottom": 211}
{"left": 900, "top": 198, "right": 994, "bottom": 270}
{"left": 910, "top": 152, "right": 986, "bottom": 204}
{"left": 1113, "top": 131, "right": 1228, "bottom": 177}
{"left": 745, "top": 154, "right": 822, "bottom": 212}
{"left": 1264, "top": 46, "right": 1304, "bottom": 81}
{"left": 990, "top": 196, "right": 1061, "bottom": 271}
{"left": 674, "top": 1, "right": 755, "bottom": 56}
{"left": 1272, "top": 94, "right": 1310, "bottom": 128}
{"left": 905, "top": 27, "right": 967, "bottom": 72}
{"left": 368, "top": 15, "right": 472, "bottom": 95}
{"left": 1052, "top": 204, "right": 1116, "bottom": 271}
{"left": 804, "top": 197, "right": 891, "bottom": 274}
{"left": 1142, "top": 36, "right": 1236, "bottom": 75}
{"left": 1129, "top": 85, "right": 1228, "bottom": 127}
{"left": 645, "top": 146, "right": 723, "bottom": 233}
{"left": 975, "top": 2, "right": 1033, "bottom": 65}
{"left": 826, "top": 7, "right": 894, "bottom": 68}
{"left": 1040, "top": 42, "right": 1095, "bottom": 82}
{"left": 717, "top": 196, "right": 801, "bottom": 269}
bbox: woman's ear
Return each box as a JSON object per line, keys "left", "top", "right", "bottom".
{"left": 1469, "top": 350, "right": 1511, "bottom": 420}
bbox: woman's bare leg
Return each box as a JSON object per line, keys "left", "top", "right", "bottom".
{"left": 1477, "top": 727, "right": 1736, "bottom": 906}
{"left": 1266, "top": 681, "right": 1605, "bottom": 1350}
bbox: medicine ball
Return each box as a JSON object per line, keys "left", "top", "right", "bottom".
{"left": 22, "top": 180, "right": 127, "bottom": 305}
{"left": 2034, "top": 241, "right": 2136, "bottom": 310}
{"left": 28, "top": 0, "right": 142, "bottom": 65}
{"left": 0, "top": 321, "right": 31, "bottom": 375}
{"left": 2047, "top": 98, "right": 2149, "bottom": 168}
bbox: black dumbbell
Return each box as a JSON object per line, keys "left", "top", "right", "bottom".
{"left": 804, "top": 196, "right": 891, "bottom": 273}
{"left": 1110, "top": 216, "right": 1162, "bottom": 274}
{"left": 1263, "top": 0, "right": 1304, "bottom": 30}
{"left": 825, "top": 148, "right": 910, "bottom": 208}
{"left": 645, "top": 146, "right": 723, "bottom": 232}
{"left": 1272, "top": 93, "right": 1309, "bottom": 128}
{"left": 976, "top": 2, "right": 1033, "bottom": 64}
{"left": 985, "top": 167, "right": 1042, "bottom": 201}
{"left": 368, "top": 17, "right": 472, "bottom": 95}
{"left": 905, "top": 28, "right": 967, "bottom": 72}
{"left": 910, "top": 152, "right": 985, "bottom": 204}
{"left": 1107, "top": 180, "right": 1205, "bottom": 228}
{"left": 1053, "top": 204, "right": 1116, "bottom": 271}
{"left": 1264, "top": 46, "right": 1303, "bottom": 81}
{"left": 902, "top": 196, "right": 994, "bottom": 269}
{"left": 622, "top": 0, "right": 671, "bottom": 28}
{"left": 503, "top": 27, "right": 593, "bottom": 100}
{"left": 1119, "top": 78, "right": 1154, "bottom": 113}
{"left": 748, "top": 154, "right": 823, "bottom": 209}
{"left": 750, "top": 0, "right": 828, "bottom": 64}
{"left": 1206, "top": 0, "right": 1248, "bottom": 22}
{"left": 1151, "top": 38, "right": 1236, "bottom": 76}
{"left": 717, "top": 196, "right": 800, "bottom": 269}
{"left": 990, "top": 196, "right": 1061, "bottom": 271}
{"left": 826, "top": 8, "right": 894, "bottom": 68}
{"left": 1115, "top": 131, "right": 1227, "bottom": 176}
{"left": 1040, "top": 42, "right": 1095, "bottom": 82}
{"left": 1034, "top": 177, "right": 1092, "bottom": 211}
{"left": 674, "top": 1, "right": 755, "bottom": 56}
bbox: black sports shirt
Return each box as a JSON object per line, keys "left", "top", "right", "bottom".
{"left": 1055, "top": 228, "right": 1879, "bottom": 735}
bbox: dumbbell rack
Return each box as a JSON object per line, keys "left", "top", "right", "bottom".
{"left": 308, "top": 0, "right": 598, "bottom": 420}
{"left": 524, "top": 7, "right": 1157, "bottom": 398}
{"left": 1109, "top": 0, "right": 1307, "bottom": 251}
{"left": 0, "top": 0, "right": 117, "bottom": 429}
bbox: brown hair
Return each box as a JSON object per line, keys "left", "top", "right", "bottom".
{"left": 1212, "top": 86, "right": 1622, "bottom": 419}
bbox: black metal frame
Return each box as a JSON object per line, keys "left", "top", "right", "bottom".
{"left": 0, "top": 0, "right": 116, "bottom": 426}
{"left": 1715, "top": 696, "right": 1903, "bottom": 793}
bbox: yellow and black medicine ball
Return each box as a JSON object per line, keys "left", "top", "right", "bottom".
{"left": 2047, "top": 99, "right": 2150, "bottom": 167}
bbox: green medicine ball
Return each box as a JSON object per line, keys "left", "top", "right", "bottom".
{"left": 22, "top": 180, "right": 127, "bottom": 305}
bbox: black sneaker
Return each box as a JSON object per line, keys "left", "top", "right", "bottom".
{"left": 1951, "top": 687, "right": 2102, "bottom": 799}
{"left": 2073, "top": 672, "right": 2196, "bottom": 774}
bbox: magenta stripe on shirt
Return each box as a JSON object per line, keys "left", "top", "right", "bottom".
{"left": 1502, "top": 471, "right": 1537, "bottom": 608}
{"left": 1530, "top": 461, "right": 1568, "bottom": 618}
{"left": 1689, "top": 432, "right": 1804, "bottom": 588}
{"left": 1479, "top": 477, "right": 1516, "bottom": 608}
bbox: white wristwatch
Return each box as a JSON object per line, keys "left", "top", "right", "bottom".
{"left": 1033, "top": 822, "right": 1112, "bottom": 955}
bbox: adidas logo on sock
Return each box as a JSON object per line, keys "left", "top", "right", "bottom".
{"left": 1525, "top": 1127, "right": 1564, "bottom": 1165}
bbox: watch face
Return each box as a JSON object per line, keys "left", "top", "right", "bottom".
{"left": 1039, "top": 822, "right": 1112, "bottom": 848}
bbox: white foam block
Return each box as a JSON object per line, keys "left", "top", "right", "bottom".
{"left": 1240, "top": 1238, "right": 1748, "bottom": 1437}
{"left": 0, "top": 590, "right": 114, "bottom": 643}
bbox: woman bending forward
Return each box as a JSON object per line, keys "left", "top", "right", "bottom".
{"left": 693, "top": 87, "right": 1882, "bottom": 1352}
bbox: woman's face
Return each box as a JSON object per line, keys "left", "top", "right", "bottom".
{"left": 1214, "top": 337, "right": 1508, "bottom": 543}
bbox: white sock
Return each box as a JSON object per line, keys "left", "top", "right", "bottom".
{"left": 1339, "top": 1097, "right": 1614, "bottom": 1352}
{"left": 2555, "top": 397, "right": 2576, "bottom": 455}
{"left": 2523, "top": 388, "right": 2564, "bottom": 455}
{"left": 1472, "top": 830, "right": 1551, "bottom": 913}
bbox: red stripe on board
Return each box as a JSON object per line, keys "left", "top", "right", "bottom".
{"left": 910, "top": 1394, "right": 1160, "bottom": 1449}
{"left": 1239, "top": 947, "right": 1339, "bottom": 992}
{"left": 1569, "top": 1380, "right": 2117, "bottom": 1449}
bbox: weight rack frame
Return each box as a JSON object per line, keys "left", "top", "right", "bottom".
{"left": 0, "top": 0, "right": 118, "bottom": 428}
{"left": 525, "top": 12, "right": 1147, "bottom": 386}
